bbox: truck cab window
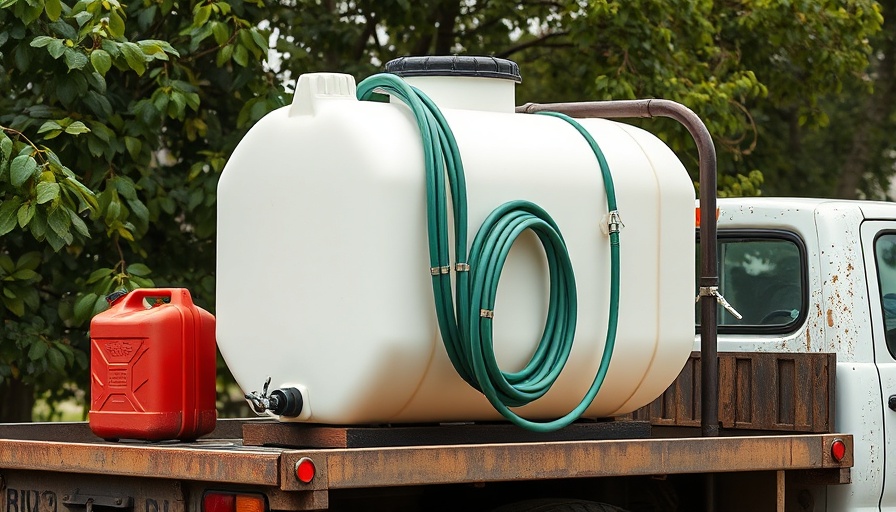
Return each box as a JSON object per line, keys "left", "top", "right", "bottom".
{"left": 874, "top": 232, "right": 896, "bottom": 357}
{"left": 696, "top": 232, "right": 806, "bottom": 333}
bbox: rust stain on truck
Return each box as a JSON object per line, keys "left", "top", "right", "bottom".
{"left": 827, "top": 309, "right": 835, "bottom": 327}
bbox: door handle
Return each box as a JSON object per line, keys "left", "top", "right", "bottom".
{"left": 889, "top": 394, "right": 896, "bottom": 412}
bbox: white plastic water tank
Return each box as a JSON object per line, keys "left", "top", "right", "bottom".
{"left": 216, "top": 56, "right": 696, "bottom": 424}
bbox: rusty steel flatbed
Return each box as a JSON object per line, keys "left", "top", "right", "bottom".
{"left": 0, "top": 421, "right": 852, "bottom": 510}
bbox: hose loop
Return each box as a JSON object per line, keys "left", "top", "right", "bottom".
{"left": 357, "top": 74, "right": 620, "bottom": 431}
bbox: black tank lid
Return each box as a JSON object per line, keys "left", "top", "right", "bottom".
{"left": 384, "top": 56, "right": 521, "bottom": 83}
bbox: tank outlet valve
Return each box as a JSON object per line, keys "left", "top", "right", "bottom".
{"left": 245, "top": 377, "right": 304, "bottom": 417}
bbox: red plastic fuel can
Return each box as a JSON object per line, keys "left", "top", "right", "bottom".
{"left": 89, "top": 288, "right": 217, "bottom": 441}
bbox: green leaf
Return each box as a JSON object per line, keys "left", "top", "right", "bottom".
{"left": 109, "top": 9, "right": 125, "bottom": 38}
{"left": 124, "top": 136, "right": 142, "bottom": 160}
{"left": 137, "top": 5, "right": 157, "bottom": 29}
{"left": 16, "top": 252, "right": 40, "bottom": 271}
{"left": 44, "top": 0, "right": 62, "bottom": 21}
{"left": 73, "top": 10, "right": 92, "bottom": 27}
{"left": 29, "top": 208, "right": 47, "bottom": 239}
{"left": 47, "top": 347, "right": 65, "bottom": 371}
{"left": 49, "top": 19, "right": 76, "bottom": 40}
{"left": 92, "top": 295, "right": 108, "bottom": 316}
{"left": 3, "top": 295, "right": 25, "bottom": 317}
{"left": 64, "top": 121, "right": 91, "bottom": 135}
{"left": 0, "top": 134, "right": 12, "bottom": 164}
{"left": 11, "top": 268, "right": 39, "bottom": 280}
{"left": 0, "top": 197, "right": 22, "bottom": 236}
{"left": 127, "top": 198, "right": 149, "bottom": 223}
{"left": 64, "top": 48, "right": 89, "bottom": 70}
{"left": 250, "top": 28, "right": 268, "bottom": 52}
{"left": 233, "top": 43, "right": 248, "bottom": 67}
{"left": 105, "top": 195, "right": 121, "bottom": 222}
{"left": 127, "top": 276, "right": 154, "bottom": 288}
{"left": 14, "top": 45, "right": 30, "bottom": 72}
{"left": 38, "top": 120, "right": 64, "bottom": 134}
{"left": 111, "top": 176, "right": 137, "bottom": 200}
{"left": 86, "top": 72, "right": 106, "bottom": 94}
{"left": 68, "top": 209, "right": 90, "bottom": 237}
{"left": 10, "top": 155, "right": 37, "bottom": 187}
{"left": 74, "top": 292, "right": 98, "bottom": 322}
{"left": 35, "top": 181, "right": 61, "bottom": 204}
{"left": 216, "top": 44, "right": 233, "bottom": 66}
{"left": 48, "top": 207, "right": 71, "bottom": 238}
{"left": 0, "top": 254, "right": 13, "bottom": 273}
{"left": 86, "top": 268, "right": 113, "bottom": 284}
{"left": 126, "top": 263, "right": 152, "bottom": 276}
{"left": 120, "top": 42, "right": 146, "bottom": 75}
{"left": 211, "top": 22, "right": 229, "bottom": 45}
{"left": 30, "top": 36, "right": 55, "bottom": 48}
{"left": 47, "top": 39, "right": 65, "bottom": 59}
{"left": 20, "top": 287, "right": 38, "bottom": 311}
{"left": 45, "top": 230, "right": 66, "bottom": 252}
{"left": 193, "top": 4, "right": 212, "bottom": 26}
{"left": 27, "top": 341, "right": 48, "bottom": 361}
{"left": 17, "top": 202, "right": 34, "bottom": 228}
{"left": 90, "top": 49, "right": 112, "bottom": 75}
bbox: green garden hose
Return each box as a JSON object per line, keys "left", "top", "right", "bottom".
{"left": 356, "top": 73, "right": 621, "bottom": 432}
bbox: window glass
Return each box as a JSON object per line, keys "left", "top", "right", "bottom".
{"left": 874, "top": 233, "right": 896, "bottom": 358}
{"left": 696, "top": 234, "right": 804, "bottom": 331}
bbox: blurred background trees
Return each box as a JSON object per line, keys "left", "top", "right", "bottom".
{"left": 0, "top": 0, "right": 887, "bottom": 420}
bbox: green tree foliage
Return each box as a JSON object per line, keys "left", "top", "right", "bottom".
{"left": 0, "top": 0, "right": 884, "bottom": 420}
{"left": 0, "top": 0, "right": 279, "bottom": 420}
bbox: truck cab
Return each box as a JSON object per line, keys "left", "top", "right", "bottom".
{"left": 712, "top": 197, "right": 896, "bottom": 511}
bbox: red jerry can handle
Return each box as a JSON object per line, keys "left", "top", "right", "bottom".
{"left": 114, "top": 288, "right": 194, "bottom": 310}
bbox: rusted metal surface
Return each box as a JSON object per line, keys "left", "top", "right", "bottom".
{"left": 0, "top": 469, "right": 187, "bottom": 512}
{"left": 776, "top": 470, "right": 785, "bottom": 512}
{"left": 0, "top": 419, "right": 261, "bottom": 443}
{"left": 0, "top": 439, "right": 281, "bottom": 485}
{"left": 789, "top": 468, "right": 851, "bottom": 485}
{"left": 517, "top": 99, "right": 720, "bottom": 439}
{"left": 279, "top": 434, "right": 851, "bottom": 491}
{"left": 264, "top": 488, "right": 329, "bottom": 511}
{"left": 632, "top": 352, "right": 835, "bottom": 432}
{"left": 243, "top": 420, "right": 650, "bottom": 449}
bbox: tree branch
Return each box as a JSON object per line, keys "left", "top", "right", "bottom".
{"left": 495, "top": 31, "right": 568, "bottom": 59}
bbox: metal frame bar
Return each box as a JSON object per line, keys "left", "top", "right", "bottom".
{"left": 278, "top": 434, "right": 850, "bottom": 491}
{"left": 0, "top": 433, "right": 850, "bottom": 488}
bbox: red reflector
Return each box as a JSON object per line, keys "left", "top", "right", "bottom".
{"left": 295, "top": 457, "right": 316, "bottom": 483}
{"left": 695, "top": 207, "right": 720, "bottom": 228}
{"left": 203, "top": 494, "right": 235, "bottom": 512}
{"left": 831, "top": 438, "right": 847, "bottom": 462}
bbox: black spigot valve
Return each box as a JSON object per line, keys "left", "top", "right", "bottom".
{"left": 245, "top": 377, "right": 304, "bottom": 418}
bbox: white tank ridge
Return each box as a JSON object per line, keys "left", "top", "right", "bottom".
{"left": 216, "top": 56, "right": 696, "bottom": 425}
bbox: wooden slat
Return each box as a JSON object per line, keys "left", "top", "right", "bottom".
{"left": 631, "top": 352, "right": 836, "bottom": 433}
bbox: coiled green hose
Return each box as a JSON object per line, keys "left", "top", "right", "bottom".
{"left": 356, "top": 73, "right": 621, "bottom": 432}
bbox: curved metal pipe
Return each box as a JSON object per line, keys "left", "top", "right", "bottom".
{"left": 517, "top": 100, "right": 720, "bottom": 438}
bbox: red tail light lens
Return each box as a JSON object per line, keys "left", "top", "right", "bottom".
{"left": 202, "top": 493, "right": 267, "bottom": 512}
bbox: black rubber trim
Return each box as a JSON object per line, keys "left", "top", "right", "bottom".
{"left": 384, "top": 56, "right": 522, "bottom": 83}
{"left": 872, "top": 229, "right": 896, "bottom": 360}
